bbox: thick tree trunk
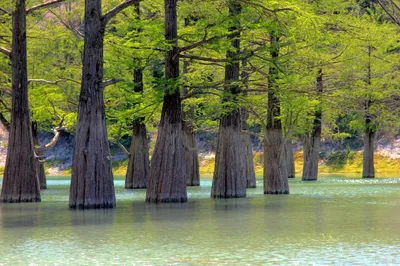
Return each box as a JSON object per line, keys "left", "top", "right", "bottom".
{"left": 362, "top": 130, "right": 375, "bottom": 178}
{"left": 1, "top": 0, "right": 40, "bottom": 202}
{"left": 125, "top": 123, "right": 150, "bottom": 188}
{"left": 146, "top": 0, "right": 187, "bottom": 203}
{"left": 264, "top": 32, "right": 289, "bottom": 194}
{"left": 32, "top": 122, "right": 47, "bottom": 189}
{"left": 212, "top": 0, "right": 246, "bottom": 198}
{"left": 69, "top": 0, "right": 115, "bottom": 209}
{"left": 302, "top": 70, "right": 323, "bottom": 181}
{"left": 286, "top": 140, "right": 295, "bottom": 178}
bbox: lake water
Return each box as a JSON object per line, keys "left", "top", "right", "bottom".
{"left": 1, "top": 176, "right": 400, "bottom": 265}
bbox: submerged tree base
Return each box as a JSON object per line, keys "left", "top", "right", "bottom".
{"left": 1, "top": 196, "right": 41, "bottom": 203}
{"left": 69, "top": 202, "right": 116, "bottom": 209}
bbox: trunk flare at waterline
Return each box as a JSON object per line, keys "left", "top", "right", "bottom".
{"left": 1, "top": 0, "right": 40, "bottom": 203}
{"left": 145, "top": 0, "right": 187, "bottom": 203}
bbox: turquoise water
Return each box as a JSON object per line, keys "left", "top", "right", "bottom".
{"left": 0, "top": 176, "right": 400, "bottom": 265}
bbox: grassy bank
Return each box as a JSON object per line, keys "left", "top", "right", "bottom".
{"left": 2, "top": 150, "right": 398, "bottom": 176}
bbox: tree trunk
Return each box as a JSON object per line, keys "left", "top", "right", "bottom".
{"left": 146, "top": 0, "right": 187, "bottom": 203}
{"left": 363, "top": 99, "right": 375, "bottom": 178}
{"left": 32, "top": 122, "right": 47, "bottom": 189}
{"left": 125, "top": 3, "right": 150, "bottom": 189}
{"left": 1, "top": 0, "right": 41, "bottom": 202}
{"left": 69, "top": 0, "right": 115, "bottom": 209}
{"left": 212, "top": 0, "right": 246, "bottom": 198}
{"left": 363, "top": 130, "right": 375, "bottom": 178}
{"left": 183, "top": 121, "right": 200, "bottom": 186}
{"left": 264, "top": 32, "right": 289, "bottom": 194}
{"left": 286, "top": 140, "right": 295, "bottom": 178}
{"left": 241, "top": 59, "right": 256, "bottom": 188}
{"left": 302, "top": 70, "right": 323, "bottom": 181}
{"left": 125, "top": 122, "right": 150, "bottom": 188}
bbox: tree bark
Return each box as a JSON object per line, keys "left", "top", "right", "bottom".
{"left": 1, "top": 0, "right": 41, "bottom": 202}
{"left": 32, "top": 122, "right": 47, "bottom": 189}
{"left": 212, "top": 0, "right": 246, "bottom": 198}
{"left": 264, "top": 32, "right": 289, "bottom": 194}
{"left": 182, "top": 13, "right": 200, "bottom": 187}
{"left": 286, "top": 140, "right": 295, "bottom": 178}
{"left": 125, "top": 2, "right": 150, "bottom": 189}
{"left": 241, "top": 59, "right": 256, "bottom": 188}
{"left": 69, "top": 0, "right": 115, "bottom": 209}
{"left": 302, "top": 70, "right": 323, "bottom": 181}
{"left": 363, "top": 100, "right": 375, "bottom": 178}
{"left": 146, "top": 0, "right": 187, "bottom": 203}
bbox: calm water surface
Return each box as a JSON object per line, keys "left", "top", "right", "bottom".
{"left": 0, "top": 176, "right": 400, "bottom": 265}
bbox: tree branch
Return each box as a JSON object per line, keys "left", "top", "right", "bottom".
{"left": 102, "top": 78, "right": 125, "bottom": 88}
{"left": 0, "top": 112, "right": 10, "bottom": 131}
{"left": 0, "top": 47, "right": 11, "bottom": 58}
{"left": 35, "top": 126, "right": 65, "bottom": 155}
{"left": 102, "top": 0, "right": 139, "bottom": 26}
{"left": 0, "top": 8, "right": 11, "bottom": 15}
{"left": 28, "top": 79, "right": 65, "bottom": 84}
{"left": 117, "top": 142, "right": 131, "bottom": 157}
{"left": 26, "top": 0, "right": 66, "bottom": 15}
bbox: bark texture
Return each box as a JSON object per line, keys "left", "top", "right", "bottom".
{"left": 363, "top": 100, "right": 375, "bottom": 178}
{"left": 1, "top": 0, "right": 41, "bottom": 202}
{"left": 302, "top": 70, "right": 323, "bottom": 181}
{"left": 212, "top": 0, "right": 246, "bottom": 198}
{"left": 69, "top": 0, "right": 115, "bottom": 209}
{"left": 241, "top": 59, "right": 256, "bottom": 188}
{"left": 125, "top": 123, "right": 150, "bottom": 188}
{"left": 146, "top": 0, "right": 187, "bottom": 203}
{"left": 264, "top": 32, "right": 289, "bottom": 194}
{"left": 183, "top": 121, "right": 200, "bottom": 186}
{"left": 286, "top": 140, "right": 295, "bottom": 178}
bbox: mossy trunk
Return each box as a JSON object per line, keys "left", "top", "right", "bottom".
{"left": 264, "top": 31, "right": 289, "bottom": 194}
{"left": 146, "top": 0, "right": 187, "bottom": 203}
{"left": 302, "top": 70, "right": 322, "bottom": 181}
{"left": 241, "top": 107, "right": 256, "bottom": 188}
{"left": 286, "top": 140, "right": 295, "bottom": 178}
{"left": 212, "top": 0, "right": 246, "bottom": 198}
{"left": 69, "top": 0, "right": 115, "bottom": 209}
{"left": 125, "top": 123, "right": 150, "bottom": 188}
{"left": 1, "top": 0, "right": 40, "bottom": 202}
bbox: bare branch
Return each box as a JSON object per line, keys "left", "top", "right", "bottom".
{"left": 179, "top": 54, "right": 228, "bottom": 63}
{"left": 26, "top": 0, "right": 66, "bottom": 15}
{"left": 0, "top": 8, "right": 11, "bottom": 15}
{"left": 102, "top": 78, "right": 125, "bottom": 88}
{"left": 0, "top": 47, "right": 11, "bottom": 58}
{"left": 0, "top": 112, "right": 10, "bottom": 131}
{"left": 117, "top": 142, "right": 131, "bottom": 157}
{"left": 102, "top": 0, "right": 139, "bottom": 26}
{"left": 178, "top": 36, "right": 223, "bottom": 54}
{"left": 28, "top": 79, "right": 65, "bottom": 85}
{"left": 35, "top": 126, "right": 65, "bottom": 155}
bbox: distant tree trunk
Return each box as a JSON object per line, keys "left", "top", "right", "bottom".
{"left": 212, "top": 0, "right": 246, "bottom": 198}
{"left": 286, "top": 140, "right": 295, "bottom": 178}
{"left": 1, "top": 0, "right": 41, "bottom": 202}
{"left": 362, "top": 47, "right": 375, "bottom": 178}
{"left": 146, "top": 0, "right": 187, "bottom": 203}
{"left": 32, "top": 122, "right": 47, "bottom": 189}
{"left": 302, "top": 70, "right": 323, "bottom": 181}
{"left": 182, "top": 17, "right": 200, "bottom": 187}
{"left": 241, "top": 59, "right": 256, "bottom": 188}
{"left": 264, "top": 31, "right": 289, "bottom": 194}
{"left": 125, "top": 2, "right": 150, "bottom": 189}
{"left": 69, "top": 0, "right": 115, "bottom": 208}
{"left": 363, "top": 99, "right": 375, "bottom": 178}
